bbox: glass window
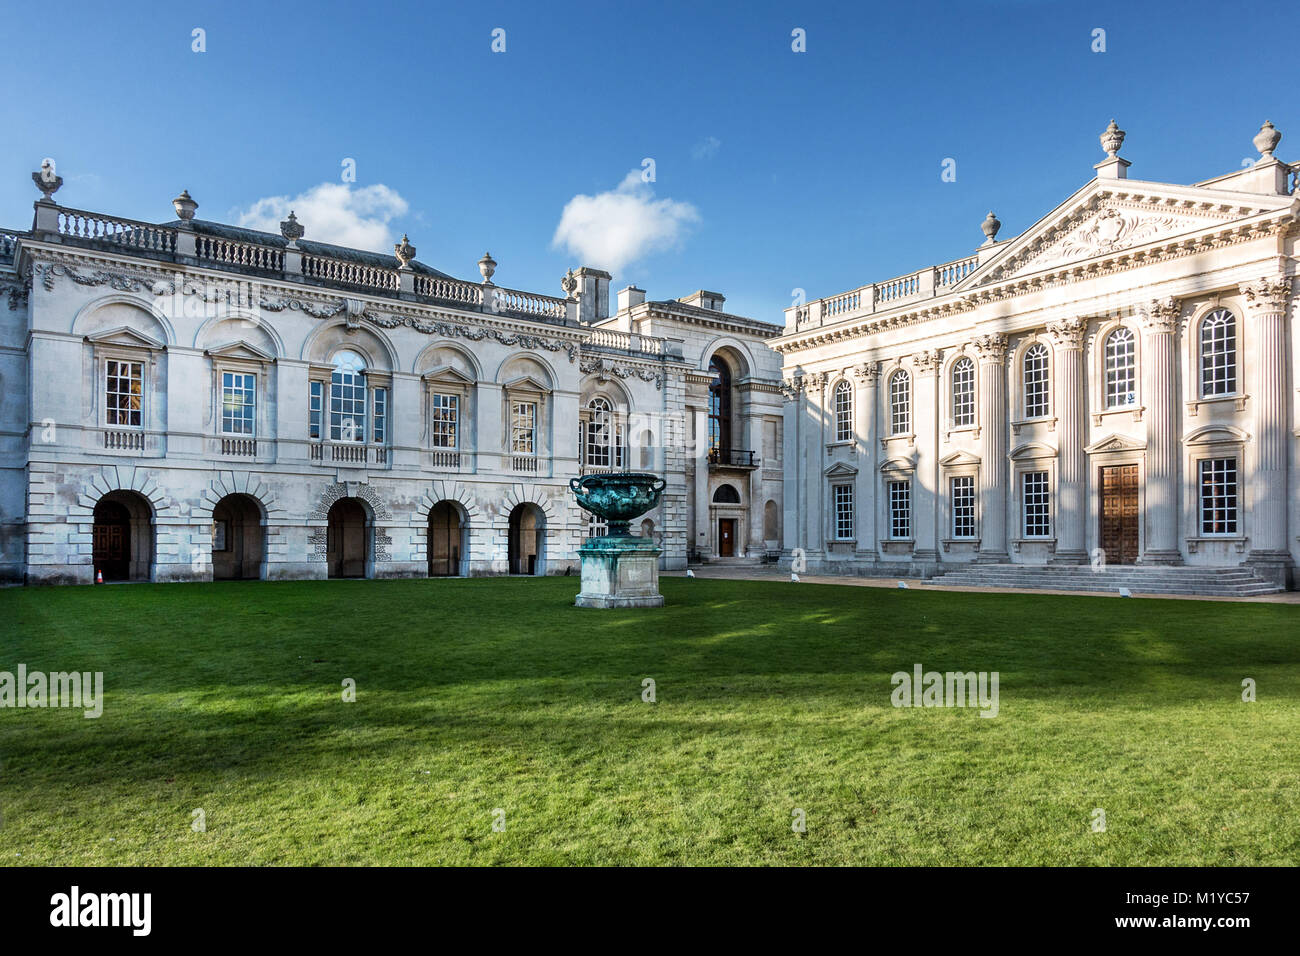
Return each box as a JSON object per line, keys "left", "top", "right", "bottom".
{"left": 586, "top": 398, "right": 612, "bottom": 467}
{"left": 833, "top": 484, "right": 854, "bottom": 540}
{"left": 1104, "top": 327, "right": 1137, "bottom": 408}
{"left": 221, "top": 371, "right": 256, "bottom": 436}
{"left": 889, "top": 370, "right": 911, "bottom": 435}
{"left": 708, "top": 357, "right": 732, "bottom": 455}
{"left": 431, "top": 393, "right": 458, "bottom": 448}
{"left": 330, "top": 350, "right": 367, "bottom": 442}
{"left": 888, "top": 480, "right": 911, "bottom": 539}
{"left": 105, "top": 359, "right": 143, "bottom": 427}
{"left": 309, "top": 381, "right": 323, "bottom": 439}
{"left": 1023, "top": 343, "right": 1050, "bottom": 418}
{"left": 511, "top": 401, "right": 536, "bottom": 455}
{"left": 951, "top": 357, "right": 975, "bottom": 427}
{"left": 372, "top": 387, "right": 387, "bottom": 444}
{"left": 834, "top": 381, "right": 853, "bottom": 442}
{"left": 1199, "top": 309, "right": 1236, "bottom": 397}
{"left": 1199, "top": 457, "right": 1238, "bottom": 535}
{"left": 1022, "top": 471, "right": 1050, "bottom": 537}
{"left": 951, "top": 475, "right": 976, "bottom": 538}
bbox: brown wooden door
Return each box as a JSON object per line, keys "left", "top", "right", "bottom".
{"left": 93, "top": 501, "right": 131, "bottom": 581}
{"left": 1099, "top": 465, "right": 1139, "bottom": 565}
{"left": 718, "top": 519, "right": 736, "bottom": 557}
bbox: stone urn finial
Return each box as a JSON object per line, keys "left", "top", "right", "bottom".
{"left": 981, "top": 210, "right": 1001, "bottom": 245}
{"left": 172, "top": 189, "right": 198, "bottom": 222}
{"left": 280, "top": 210, "right": 304, "bottom": 246}
{"left": 561, "top": 268, "right": 578, "bottom": 297}
{"left": 1100, "top": 119, "right": 1126, "bottom": 158}
{"left": 478, "top": 251, "right": 497, "bottom": 283}
{"left": 1253, "top": 120, "right": 1281, "bottom": 159}
{"left": 33, "top": 158, "right": 63, "bottom": 202}
{"left": 394, "top": 234, "right": 416, "bottom": 269}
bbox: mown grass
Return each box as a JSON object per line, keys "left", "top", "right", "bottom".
{"left": 0, "top": 576, "right": 1296, "bottom": 865}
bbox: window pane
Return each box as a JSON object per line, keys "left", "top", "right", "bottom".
{"left": 1104, "top": 328, "right": 1136, "bottom": 408}
{"left": 889, "top": 480, "right": 911, "bottom": 538}
{"left": 1024, "top": 344, "right": 1049, "bottom": 418}
{"left": 432, "top": 393, "right": 458, "bottom": 448}
{"left": 890, "top": 371, "right": 910, "bottom": 435}
{"left": 951, "top": 475, "right": 975, "bottom": 538}
{"left": 1199, "top": 457, "right": 1238, "bottom": 534}
{"left": 833, "top": 484, "right": 854, "bottom": 539}
{"left": 1200, "top": 310, "right": 1236, "bottom": 397}
{"left": 1022, "top": 471, "right": 1050, "bottom": 537}
{"left": 834, "top": 382, "right": 853, "bottom": 442}
{"left": 105, "top": 360, "right": 144, "bottom": 428}
{"left": 952, "top": 358, "right": 975, "bottom": 427}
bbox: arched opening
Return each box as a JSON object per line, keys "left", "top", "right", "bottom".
{"left": 428, "top": 501, "right": 467, "bottom": 577}
{"left": 327, "top": 498, "right": 369, "bottom": 578}
{"left": 507, "top": 503, "right": 545, "bottom": 575}
{"left": 93, "top": 491, "right": 153, "bottom": 582}
{"left": 763, "top": 499, "right": 780, "bottom": 546}
{"left": 212, "top": 494, "right": 264, "bottom": 580}
{"left": 713, "top": 484, "right": 741, "bottom": 504}
{"left": 707, "top": 356, "right": 733, "bottom": 460}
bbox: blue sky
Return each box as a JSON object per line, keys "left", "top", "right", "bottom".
{"left": 2, "top": 0, "right": 1294, "bottom": 322}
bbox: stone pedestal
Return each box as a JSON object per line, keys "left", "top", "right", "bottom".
{"left": 575, "top": 535, "right": 664, "bottom": 609}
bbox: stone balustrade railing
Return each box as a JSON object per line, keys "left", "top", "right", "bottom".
{"left": 491, "top": 286, "right": 569, "bottom": 320}
{"left": 414, "top": 274, "right": 484, "bottom": 306}
{"left": 583, "top": 326, "right": 666, "bottom": 356}
{"left": 789, "top": 253, "right": 984, "bottom": 329}
{"left": 302, "top": 254, "right": 400, "bottom": 292}
{"left": 58, "top": 208, "right": 177, "bottom": 255}
{"left": 196, "top": 235, "right": 284, "bottom": 272}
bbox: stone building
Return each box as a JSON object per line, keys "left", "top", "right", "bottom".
{"left": 0, "top": 179, "right": 782, "bottom": 584}
{"left": 775, "top": 121, "right": 1299, "bottom": 591}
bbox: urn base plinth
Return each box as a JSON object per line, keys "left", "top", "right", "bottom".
{"left": 575, "top": 535, "right": 663, "bottom": 609}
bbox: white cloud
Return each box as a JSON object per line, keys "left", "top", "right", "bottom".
{"left": 551, "top": 171, "right": 700, "bottom": 275}
{"left": 234, "top": 183, "right": 409, "bottom": 252}
{"left": 691, "top": 136, "right": 721, "bottom": 160}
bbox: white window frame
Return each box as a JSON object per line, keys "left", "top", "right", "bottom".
{"left": 1021, "top": 470, "right": 1051, "bottom": 538}
{"left": 832, "top": 483, "right": 855, "bottom": 541}
{"left": 1197, "top": 456, "right": 1239, "bottom": 537}
{"left": 511, "top": 400, "right": 537, "bottom": 456}
{"left": 1198, "top": 308, "right": 1237, "bottom": 398}
{"left": 431, "top": 392, "right": 460, "bottom": 449}
{"left": 887, "top": 479, "right": 911, "bottom": 540}
{"left": 104, "top": 357, "right": 145, "bottom": 429}
{"left": 1022, "top": 342, "right": 1050, "bottom": 419}
{"left": 889, "top": 369, "right": 911, "bottom": 436}
{"left": 1103, "top": 326, "right": 1138, "bottom": 409}
{"left": 833, "top": 380, "right": 853, "bottom": 443}
{"left": 950, "top": 474, "right": 977, "bottom": 539}
{"left": 950, "top": 356, "right": 976, "bottom": 429}
{"left": 329, "top": 350, "right": 368, "bottom": 443}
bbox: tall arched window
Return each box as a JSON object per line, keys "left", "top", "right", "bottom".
{"left": 585, "top": 397, "right": 613, "bottom": 467}
{"left": 708, "top": 357, "right": 732, "bottom": 456}
{"left": 833, "top": 380, "right": 853, "bottom": 442}
{"left": 951, "top": 356, "right": 975, "bottom": 427}
{"left": 1104, "top": 327, "right": 1137, "bottom": 407}
{"left": 1199, "top": 309, "right": 1236, "bottom": 397}
{"left": 1023, "top": 343, "right": 1050, "bottom": 418}
{"left": 889, "top": 369, "right": 911, "bottom": 435}
{"left": 330, "top": 350, "right": 367, "bottom": 442}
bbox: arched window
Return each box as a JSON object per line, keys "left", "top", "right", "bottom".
{"left": 1199, "top": 309, "right": 1236, "bottom": 397}
{"left": 1104, "top": 327, "right": 1137, "bottom": 408}
{"left": 713, "top": 484, "right": 741, "bottom": 504}
{"left": 330, "top": 350, "right": 367, "bottom": 442}
{"left": 585, "top": 397, "right": 613, "bottom": 467}
{"left": 1023, "top": 343, "right": 1050, "bottom": 418}
{"left": 833, "top": 380, "right": 853, "bottom": 442}
{"left": 708, "top": 357, "right": 732, "bottom": 456}
{"left": 889, "top": 369, "right": 911, "bottom": 435}
{"left": 951, "top": 357, "right": 975, "bottom": 427}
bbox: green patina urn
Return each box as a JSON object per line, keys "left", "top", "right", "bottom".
{"left": 570, "top": 472, "right": 666, "bottom": 537}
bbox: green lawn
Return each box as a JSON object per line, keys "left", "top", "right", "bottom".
{"left": 0, "top": 577, "right": 1296, "bottom": 865}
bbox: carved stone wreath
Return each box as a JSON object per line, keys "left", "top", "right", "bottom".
{"left": 579, "top": 356, "right": 666, "bottom": 390}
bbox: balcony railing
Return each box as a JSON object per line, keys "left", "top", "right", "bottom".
{"left": 102, "top": 429, "right": 145, "bottom": 452}
{"left": 583, "top": 327, "right": 666, "bottom": 356}
{"left": 709, "top": 448, "right": 757, "bottom": 468}
{"left": 512, "top": 456, "right": 539, "bottom": 473}
{"left": 429, "top": 450, "right": 462, "bottom": 470}
{"left": 790, "top": 253, "right": 982, "bottom": 329}
{"left": 309, "top": 441, "right": 387, "bottom": 465}
{"left": 58, "top": 208, "right": 177, "bottom": 255}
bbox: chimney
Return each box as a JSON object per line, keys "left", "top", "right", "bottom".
{"left": 678, "top": 290, "right": 726, "bottom": 311}
{"left": 573, "top": 267, "right": 611, "bottom": 324}
{"left": 617, "top": 285, "right": 646, "bottom": 312}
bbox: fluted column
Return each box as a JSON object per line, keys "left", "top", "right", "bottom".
{"left": 912, "top": 349, "right": 941, "bottom": 563}
{"left": 1240, "top": 277, "right": 1293, "bottom": 571}
{"left": 804, "top": 371, "right": 829, "bottom": 558}
{"left": 1139, "top": 297, "right": 1182, "bottom": 564}
{"left": 973, "top": 334, "right": 1008, "bottom": 560}
{"left": 1048, "top": 317, "right": 1087, "bottom": 563}
{"left": 780, "top": 377, "right": 801, "bottom": 557}
{"left": 853, "top": 362, "right": 879, "bottom": 561}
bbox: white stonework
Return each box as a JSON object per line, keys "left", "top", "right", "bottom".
{"left": 775, "top": 121, "right": 1300, "bottom": 589}
{"left": 0, "top": 194, "right": 782, "bottom": 584}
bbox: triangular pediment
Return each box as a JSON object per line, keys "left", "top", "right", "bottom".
{"left": 938, "top": 450, "right": 981, "bottom": 466}
{"left": 422, "top": 364, "right": 475, "bottom": 385}
{"left": 824, "top": 461, "right": 858, "bottom": 478}
{"left": 205, "top": 339, "right": 276, "bottom": 362}
{"left": 84, "top": 326, "right": 166, "bottom": 350}
{"left": 1084, "top": 432, "right": 1146, "bottom": 455}
{"left": 502, "top": 374, "right": 550, "bottom": 393}
{"left": 955, "top": 179, "right": 1290, "bottom": 291}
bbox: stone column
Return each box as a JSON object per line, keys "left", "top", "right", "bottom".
{"left": 973, "top": 334, "right": 1008, "bottom": 561}
{"left": 1139, "top": 298, "right": 1182, "bottom": 564}
{"left": 780, "top": 378, "right": 801, "bottom": 556}
{"left": 804, "top": 371, "right": 829, "bottom": 560}
{"left": 853, "top": 362, "right": 879, "bottom": 562}
{"left": 1047, "top": 317, "right": 1087, "bottom": 563}
{"left": 692, "top": 404, "right": 709, "bottom": 558}
{"left": 912, "top": 350, "right": 941, "bottom": 563}
{"left": 1240, "top": 276, "right": 1293, "bottom": 584}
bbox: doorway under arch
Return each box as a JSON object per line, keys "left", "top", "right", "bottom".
{"left": 327, "top": 497, "right": 370, "bottom": 578}
{"left": 212, "top": 494, "right": 264, "bottom": 580}
{"left": 507, "top": 503, "right": 545, "bottom": 575}
{"left": 93, "top": 490, "right": 154, "bottom": 582}
{"left": 428, "top": 501, "right": 467, "bottom": 577}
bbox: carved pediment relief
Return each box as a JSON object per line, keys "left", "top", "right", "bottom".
{"left": 1084, "top": 432, "right": 1146, "bottom": 455}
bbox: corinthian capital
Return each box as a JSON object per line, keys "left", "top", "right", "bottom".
{"left": 1238, "top": 276, "right": 1292, "bottom": 314}
{"left": 852, "top": 361, "right": 879, "bottom": 384}
{"left": 1139, "top": 297, "right": 1180, "bottom": 335}
{"left": 1046, "top": 316, "right": 1085, "bottom": 350}
{"left": 911, "top": 349, "right": 941, "bottom": 373}
{"left": 779, "top": 378, "right": 800, "bottom": 402}
{"left": 972, "top": 333, "right": 1007, "bottom": 363}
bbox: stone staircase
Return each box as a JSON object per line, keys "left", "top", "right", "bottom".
{"left": 930, "top": 563, "right": 1284, "bottom": 597}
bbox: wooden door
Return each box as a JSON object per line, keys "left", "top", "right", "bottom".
{"left": 1099, "top": 465, "right": 1139, "bottom": 565}
{"left": 93, "top": 502, "right": 131, "bottom": 581}
{"left": 718, "top": 519, "right": 736, "bottom": 557}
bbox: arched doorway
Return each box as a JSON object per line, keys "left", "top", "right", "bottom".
{"left": 507, "top": 504, "right": 545, "bottom": 575}
{"left": 327, "top": 498, "right": 369, "bottom": 578}
{"left": 212, "top": 494, "right": 264, "bottom": 580}
{"left": 92, "top": 491, "right": 153, "bottom": 582}
{"left": 428, "top": 501, "right": 466, "bottom": 577}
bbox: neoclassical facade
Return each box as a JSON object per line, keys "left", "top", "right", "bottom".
{"left": 0, "top": 183, "right": 782, "bottom": 584}
{"left": 776, "top": 121, "right": 1299, "bottom": 589}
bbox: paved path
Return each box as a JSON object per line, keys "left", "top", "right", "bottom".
{"left": 666, "top": 566, "right": 1300, "bottom": 604}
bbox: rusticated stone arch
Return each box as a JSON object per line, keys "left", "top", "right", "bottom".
{"left": 194, "top": 473, "right": 282, "bottom": 522}
{"left": 307, "top": 482, "right": 393, "bottom": 564}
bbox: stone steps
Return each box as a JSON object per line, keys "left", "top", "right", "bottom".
{"left": 930, "top": 564, "right": 1283, "bottom": 597}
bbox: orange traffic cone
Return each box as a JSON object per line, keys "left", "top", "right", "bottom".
{"left": 96, "top": 569, "right": 104, "bottom": 584}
